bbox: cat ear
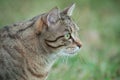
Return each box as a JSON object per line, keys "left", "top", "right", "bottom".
{"left": 61, "top": 3, "right": 75, "bottom": 16}
{"left": 35, "top": 7, "right": 60, "bottom": 34}
{"left": 46, "top": 7, "right": 60, "bottom": 26}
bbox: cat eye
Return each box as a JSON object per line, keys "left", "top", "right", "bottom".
{"left": 64, "top": 33, "right": 71, "bottom": 39}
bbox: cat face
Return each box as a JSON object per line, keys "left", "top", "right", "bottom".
{"left": 35, "top": 4, "right": 82, "bottom": 56}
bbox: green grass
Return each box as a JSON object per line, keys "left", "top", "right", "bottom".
{"left": 0, "top": 0, "right": 120, "bottom": 80}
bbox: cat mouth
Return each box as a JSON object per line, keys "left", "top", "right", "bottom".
{"left": 58, "top": 47, "right": 80, "bottom": 56}
{"left": 65, "top": 47, "right": 80, "bottom": 54}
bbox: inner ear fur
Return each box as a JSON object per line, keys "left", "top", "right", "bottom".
{"left": 35, "top": 7, "right": 60, "bottom": 34}
{"left": 46, "top": 7, "right": 60, "bottom": 26}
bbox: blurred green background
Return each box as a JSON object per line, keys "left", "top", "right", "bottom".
{"left": 0, "top": 0, "right": 120, "bottom": 80}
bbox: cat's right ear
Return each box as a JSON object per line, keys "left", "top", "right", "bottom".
{"left": 46, "top": 7, "right": 60, "bottom": 27}
{"left": 61, "top": 3, "right": 75, "bottom": 16}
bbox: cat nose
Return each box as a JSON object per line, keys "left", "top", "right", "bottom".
{"left": 71, "top": 35, "right": 82, "bottom": 48}
{"left": 75, "top": 40, "right": 82, "bottom": 48}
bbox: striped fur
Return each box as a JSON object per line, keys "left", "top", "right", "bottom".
{"left": 0, "top": 4, "right": 82, "bottom": 80}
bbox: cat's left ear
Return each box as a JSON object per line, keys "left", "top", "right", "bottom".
{"left": 46, "top": 7, "right": 60, "bottom": 26}
{"left": 35, "top": 7, "right": 60, "bottom": 34}
{"left": 61, "top": 3, "right": 75, "bottom": 16}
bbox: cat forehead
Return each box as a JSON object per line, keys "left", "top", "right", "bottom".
{"left": 60, "top": 14, "right": 71, "bottom": 20}
{"left": 60, "top": 14, "right": 71, "bottom": 25}
{"left": 60, "top": 15, "right": 79, "bottom": 32}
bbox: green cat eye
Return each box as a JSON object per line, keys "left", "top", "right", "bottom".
{"left": 64, "top": 33, "right": 70, "bottom": 39}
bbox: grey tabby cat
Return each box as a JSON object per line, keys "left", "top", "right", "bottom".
{"left": 0, "top": 4, "right": 82, "bottom": 80}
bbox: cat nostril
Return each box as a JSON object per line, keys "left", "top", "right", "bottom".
{"left": 77, "top": 44, "right": 82, "bottom": 48}
{"left": 75, "top": 41, "right": 82, "bottom": 48}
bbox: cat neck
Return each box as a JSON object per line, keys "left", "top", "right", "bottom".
{"left": 21, "top": 37, "right": 58, "bottom": 79}
{"left": 38, "top": 39, "right": 59, "bottom": 65}
{"left": 21, "top": 35, "right": 58, "bottom": 67}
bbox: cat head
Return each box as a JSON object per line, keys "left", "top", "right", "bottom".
{"left": 35, "top": 4, "right": 82, "bottom": 56}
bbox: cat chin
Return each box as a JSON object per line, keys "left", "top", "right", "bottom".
{"left": 58, "top": 52, "right": 78, "bottom": 57}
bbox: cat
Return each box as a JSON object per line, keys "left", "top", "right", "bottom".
{"left": 0, "top": 3, "right": 82, "bottom": 80}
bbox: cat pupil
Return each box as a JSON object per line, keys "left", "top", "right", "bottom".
{"left": 64, "top": 33, "right": 70, "bottom": 39}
